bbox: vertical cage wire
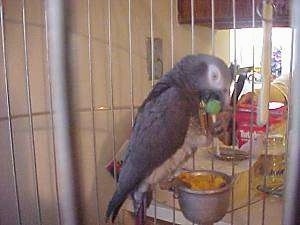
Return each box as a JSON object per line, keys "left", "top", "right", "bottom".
{"left": 170, "top": 1, "right": 176, "bottom": 224}
{"left": 106, "top": 2, "right": 121, "bottom": 221}
{"left": 21, "top": 0, "right": 42, "bottom": 224}
{"left": 210, "top": 0, "right": 215, "bottom": 171}
{"left": 190, "top": 2, "right": 195, "bottom": 225}
{"left": 283, "top": 1, "right": 300, "bottom": 222}
{"left": 190, "top": 0, "right": 195, "bottom": 55}
{"left": 211, "top": 0, "right": 215, "bottom": 56}
{"left": 128, "top": 0, "right": 134, "bottom": 126}
{"left": 230, "top": 0, "right": 237, "bottom": 224}
{"left": 190, "top": 0, "right": 196, "bottom": 173}
{"left": 150, "top": 0, "right": 155, "bottom": 88}
{"left": 246, "top": 0, "right": 256, "bottom": 224}
{"left": 44, "top": 2, "right": 61, "bottom": 225}
{"left": 107, "top": 0, "right": 117, "bottom": 189}
{"left": 281, "top": 35, "right": 294, "bottom": 225}
{"left": 261, "top": 2, "right": 274, "bottom": 224}
{"left": 284, "top": 27, "right": 295, "bottom": 194}
{"left": 150, "top": 1, "right": 158, "bottom": 224}
{"left": 0, "top": 1, "right": 22, "bottom": 224}
{"left": 286, "top": 28, "right": 294, "bottom": 150}
{"left": 283, "top": 26, "right": 294, "bottom": 225}
{"left": 170, "top": 0, "right": 174, "bottom": 67}
{"left": 169, "top": 1, "right": 177, "bottom": 224}
{"left": 87, "top": 0, "right": 101, "bottom": 224}
{"left": 46, "top": 0, "right": 81, "bottom": 224}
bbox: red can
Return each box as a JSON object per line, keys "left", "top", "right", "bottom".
{"left": 235, "top": 102, "right": 287, "bottom": 148}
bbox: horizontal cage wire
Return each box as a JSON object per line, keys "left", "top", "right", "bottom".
{"left": 0, "top": 0, "right": 298, "bottom": 225}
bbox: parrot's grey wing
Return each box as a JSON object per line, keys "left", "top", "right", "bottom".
{"left": 128, "top": 75, "right": 176, "bottom": 158}
{"left": 106, "top": 86, "right": 191, "bottom": 222}
{"left": 120, "top": 86, "right": 191, "bottom": 190}
{"left": 138, "top": 81, "right": 171, "bottom": 112}
{"left": 124, "top": 86, "right": 191, "bottom": 173}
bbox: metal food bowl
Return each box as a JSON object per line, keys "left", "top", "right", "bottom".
{"left": 177, "top": 170, "right": 233, "bottom": 225}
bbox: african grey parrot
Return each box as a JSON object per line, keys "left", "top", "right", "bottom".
{"left": 106, "top": 54, "right": 233, "bottom": 223}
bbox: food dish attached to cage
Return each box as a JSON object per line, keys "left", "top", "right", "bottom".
{"left": 208, "top": 146, "right": 249, "bottom": 161}
{"left": 173, "top": 170, "right": 234, "bottom": 225}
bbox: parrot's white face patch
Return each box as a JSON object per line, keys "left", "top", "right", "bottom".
{"left": 207, "top": 64, "right": 224, "bottom": 89}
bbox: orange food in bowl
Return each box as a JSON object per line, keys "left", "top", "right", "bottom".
{"left": 178, "top": 172, "right": 226, "bottom": 190}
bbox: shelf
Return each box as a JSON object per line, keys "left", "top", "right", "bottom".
{"left": 178, "top": 0, "right": 290, "bottom": 29}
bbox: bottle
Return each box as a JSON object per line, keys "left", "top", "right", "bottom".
{"left": 263, "top": 134, "right": 285, "bottom": 189}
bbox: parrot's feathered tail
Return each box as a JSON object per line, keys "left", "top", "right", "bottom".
{"left": 105, "top": 190, "right": 128, "bottom": 223}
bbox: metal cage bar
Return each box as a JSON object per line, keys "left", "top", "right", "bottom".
{"left": 46, "top": 1, "right": 80, "bottom": 225}
{"left": 190, "top": 0, "right": 196, "bottom": 175}
{"left": 261, "top": 2, "right": 274, "bottom": 224}
{"left": 107, "top": 0, "right": 117, "bottom": 190}
{"left": 87, "top": 0, "right": 101, "bottom": 224}
{"left": 246, "top": 0, "right": 257, "bottom": 224}
{"left": 211, "top": 0, "right": 215, "bottom": 56}
{"left": 150, "top": 0, "right": 155, "bottom": 88}
{"left": 44, "top": 1, "right": 61, "bottom": 224}
{"left": 149, "top": 1, "right": 158, "bottom": 224}
{"left": 170, "top": 0, "right": 174, "bottom": 68}
{"left": 190, "top": 2, "right": 195, "bottom": 225}
{"left": 170, "top": 1, "right": 176, "bottom": 224}
{"left": 230, "top": 0, "right": 237, "bottom": 224}
{"left": 283, "top": 1, "right": 300, "bottom": 224}
{"left": 128, "top": 0, "right": 134, "bottom": 126}
{"left": 0, "top": 1, "right": 22, "bottom": 224}
{"left": 21, "top": 1, "right": 43, "bottom": 224}
{"left": 0, "top": 106, "right": 141, "bottom": 122}
{"left": 191, "top": 0, "right": 195, "bottom": 55}
{"left": 152, "top": 1, "right": 159, "bottom": 223}
{"left": 286, "top": 29, "right": 295, "bottom": 145}
{"left": 210, "top": 0, "right": 216, "bottom": 171}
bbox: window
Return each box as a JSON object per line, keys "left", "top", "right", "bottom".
{"left": 230, "top": 28, "right": 292, "bottom": 93}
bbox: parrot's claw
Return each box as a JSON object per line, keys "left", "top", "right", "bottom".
{"left": 210, "top": 109, "right": 232, "bottom": 136}
{"left": 132, "top": 190, "right": 153, "bottom": 225}
{"left": 132, "top": 188, "right": 153, "bottom": 217}
{"left": 210, "top": 120, "right": 224, "bottom": 136}
{"left": 132, "top": 192, "right": 143, "bottom": 216}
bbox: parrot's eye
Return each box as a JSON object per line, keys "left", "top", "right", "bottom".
{"left": 212, "top": 73, "right": 218, "bottom": 81}
{"left": 207, "top": 65, "right": 221, "bottom": 85}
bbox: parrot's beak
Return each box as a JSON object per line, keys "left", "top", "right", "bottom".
{"left": 201, "top": 90, "right": 229, "bottom": 111}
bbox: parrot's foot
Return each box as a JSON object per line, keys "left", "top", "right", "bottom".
{"left": 132, "top": 189, "right": 153, "bottom": 217}
{"left": 135, "top": 195, "right": 147, "bottom": 225}
{"left": 210, "top": 109, "right": 232, "bottom": 136}
{"left": 131, "top": 189, "right": 153, "bottom": 225}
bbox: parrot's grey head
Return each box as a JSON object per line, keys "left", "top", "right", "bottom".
{"left": 176, "top": 54, "right": 233, "bottom": 108}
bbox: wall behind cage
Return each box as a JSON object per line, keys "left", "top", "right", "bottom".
{"left": 0, "top": 1, "right": 230, "bottom": 225}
